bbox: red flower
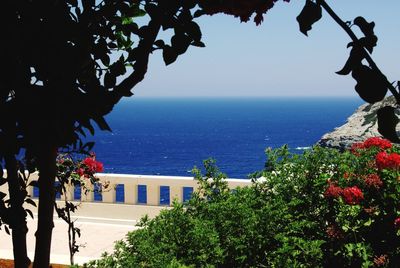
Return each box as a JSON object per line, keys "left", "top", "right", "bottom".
{"left": 364, "top": 174, "right": 383, "bottom": 189}
{"left": 324, "top": 182, "right": 343, "bottom": 199}
{"left": 351, "top": 137, "right": 392, "bottom": 155}
{"left": 395, "top": 218, "right": 400, "bottom": 229}
{"left": 376, "top": 151, "right": 400, "bottom": 170}
{"left": 342, "top": 186, "right": 364, "bottom": 205}
{"left": 363, "top": 137, "right": 392, "bottom": 150}
{"left": 82, "top": 157, "right": 104, "bottom": 173}
{"left": 373, "top": 254, "right": 389, "bottom": 267}
{"left": 95, "top": 161, "right": 104, "bottom": 173}
{"left": 76, "top": 168, "right": 85, "bottom": 177}
{"left": 350, "top": 142, "right": 364, "bottom": 155}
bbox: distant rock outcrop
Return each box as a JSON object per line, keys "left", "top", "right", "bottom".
{"left": 318, "top": 96, "right": 398, "bottom": 150}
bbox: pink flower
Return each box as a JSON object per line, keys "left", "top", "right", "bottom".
{"left": 342, "top": 186, "right": 364, "bottom": 205}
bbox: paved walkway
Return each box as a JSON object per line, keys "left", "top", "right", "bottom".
{"left": 0, "top": 209, "right": 155, "bottom": 265}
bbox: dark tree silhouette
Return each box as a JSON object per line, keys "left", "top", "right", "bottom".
{"left": 0, "top": 0, "right": 288, "bottom": 267}
{"left": 2, "top": 0, "right": 395, "bottom": 267}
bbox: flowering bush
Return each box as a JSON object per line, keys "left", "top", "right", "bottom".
{"left": 56, "top": 152, "right": 106, "bottom": 266}
{"left": 322, "top": 137, "right": 400, "bottom": 266}
{"left": 57, "top": 152, "right": 105, "bottom": 189}
{"left": 86, "top": 138, "right": 400, "bottom": 267}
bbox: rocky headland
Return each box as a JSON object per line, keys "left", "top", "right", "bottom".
{"left": 318, "top": 96, "right": 398, "bottom": 150}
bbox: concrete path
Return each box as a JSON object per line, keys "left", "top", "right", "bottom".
{"left": 0, "top": 203, "right": 166, "bottom": 265}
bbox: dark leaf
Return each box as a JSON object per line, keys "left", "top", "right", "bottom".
{"left": 144, "top": 3, "right": 160, "bottom": 19}
{"left": 184, "top": 22, "right": 202, "bottom": 42}
{"left": 0, "top": 191, "right": 6, "bottom": 200}
{"left": 26, "top": 209, "right": 34, "bottom": 219}
{"left": 296, "top": 0, "right": 322, "bottom": 36}
{"left": 28, "top": 180, "right": 39, "bottom": 188}
{"left": 171, "top": 34, "right": 192, "bottom": 55}
{"left": 352, "top": 65, "right": 388, "bottom": 104}
{"left": 193, "top": 9, "right": 206, "bottom": 18}
{"left": 82, "top": 142, "right": 95, "bottom": 152}
{"left": 129, "top": 7, "right": 146, "bottom": 18}
{"left": 25, "top": 198, "right": 37, "bottom": 207}
{"left": 377, "top": 106, "right": 400, "bottom": 143}
{"left": 154, "top": 40, "right": 165, "bottom": 48}
{"left": 76, "top": 227, "right": 81, "bottom": 237}
{"left": 353, "top": 16, "right": 375, "bottom": 37}
{"left": 0, "top": 178, "right": 6, "bottom": 186}
{"left": 183, "top": 0, "right": 197, "bottom": 9}
{"left": 336, "top": 46, "right": 364, "bottom": 75}
{"left": 5, "top": 225, "right": 10, "bottom": 235}
{"left": 163, "top": 45, "right": 178, "bottom": 66}
{"left": 80, "top": 119, "right": 95, "bottom": 135}
{"left": 66, "top": 0, "right": 78, "bottom": 7}
{"left": 191, "top": 41, "right": 206, "bottom": 48}
{"left": 93, "top": 116, "right": 112, "bottom": 131}
{"left": 100, "top": 54, "right": 110, "bottom": 66}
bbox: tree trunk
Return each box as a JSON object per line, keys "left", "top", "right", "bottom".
{"left": 4, "top": 154, "right": 30, "bottom": 268}
{"left": 33, "top": 146, "right": 57, "bottom": 268}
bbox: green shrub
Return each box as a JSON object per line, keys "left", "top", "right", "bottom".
{"left": 85, "top": 138, "right": 400, "bottom": 267}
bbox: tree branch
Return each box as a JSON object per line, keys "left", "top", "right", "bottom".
{"left": 318, "top": 0, "right": 400, "bottom": 104}
{"left": 112, "top": 18, "right": 162, "bottom": 102}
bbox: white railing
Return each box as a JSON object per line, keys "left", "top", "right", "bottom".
{"left": 18, "top": 173, "right": 252, "bottom": 206}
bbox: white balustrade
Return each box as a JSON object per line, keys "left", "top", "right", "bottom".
{"left": 0, "top": 172, "right": 252, "bottom": 206}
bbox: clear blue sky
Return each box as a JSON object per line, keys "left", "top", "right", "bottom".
{"left": 133, "top": 0, "right": 400, "bottom": 97}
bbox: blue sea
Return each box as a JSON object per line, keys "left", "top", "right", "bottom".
{"left": 89, "top": 97, "right": 363, "bottom": 179}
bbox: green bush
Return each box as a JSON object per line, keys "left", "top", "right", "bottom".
{"left": 85, "top": 138, "right": 400, "bottom": 267}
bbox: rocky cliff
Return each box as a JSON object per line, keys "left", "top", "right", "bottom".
{"left": 318, "top": 96, "right": 398, "bottom": 150}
